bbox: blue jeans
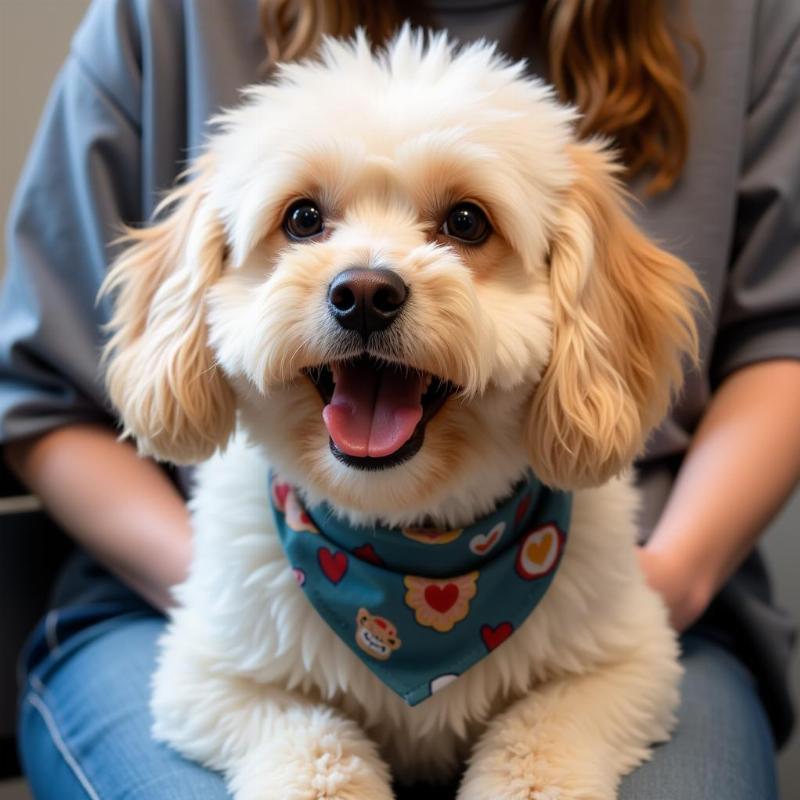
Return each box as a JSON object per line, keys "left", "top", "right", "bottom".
{"left": 17, "top": 604, "right": 779, "bottom": 799}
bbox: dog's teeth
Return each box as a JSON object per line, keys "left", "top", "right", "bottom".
{"left": 425, "top": 374, "right": 433, "bottom": 387}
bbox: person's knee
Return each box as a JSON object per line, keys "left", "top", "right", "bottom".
{"left": 619, "top": 636, "right": 778, "bottom": 800}
{"left": 18, "top": 614, "right": 230, "bottom": 799}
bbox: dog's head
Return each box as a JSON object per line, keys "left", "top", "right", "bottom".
{"left": 104, "top": 29, "right": 700, "bottom": 522}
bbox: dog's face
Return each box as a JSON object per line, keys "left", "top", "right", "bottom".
{"left": 104, "top": 31, "right": 700, "bottom": 522}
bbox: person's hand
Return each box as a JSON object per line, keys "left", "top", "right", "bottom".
{"left": 636, "top": 544, "right": 713, "bottom": 632}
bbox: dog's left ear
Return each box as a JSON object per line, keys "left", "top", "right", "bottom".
{"left": 527, "top": 141, "right": 703, "bottom": 489}
{"left": 102, "top": 157, "right": 236, "bottom": 464}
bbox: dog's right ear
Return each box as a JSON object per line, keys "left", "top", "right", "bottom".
{"left": 101, "top": 157, "right": 236, "bottom": 463}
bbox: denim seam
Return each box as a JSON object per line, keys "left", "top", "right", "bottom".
{"left": 26, "top": 688, "right": 102, "bottom": 800}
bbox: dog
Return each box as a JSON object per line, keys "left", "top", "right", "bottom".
{"left": 103, "top": 28, "right": 701, "bottom": 800}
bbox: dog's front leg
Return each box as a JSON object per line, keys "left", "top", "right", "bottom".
{"left": 152, "top": 624, "right": 395, "bottom": 800}
{"left": 457, "top": 646, "right": 681, "bottom": 800}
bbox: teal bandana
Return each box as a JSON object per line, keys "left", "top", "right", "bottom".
{"left": 270, "top": 472, "right": 572, "bottom": 705}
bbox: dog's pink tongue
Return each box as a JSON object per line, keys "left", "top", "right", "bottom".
{"left": 322, "top": 362, "right": 424, "bottom": 458}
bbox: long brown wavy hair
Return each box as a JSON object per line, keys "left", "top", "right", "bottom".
{"left": 258, "top": 0, "right": 697, "bottom": 194}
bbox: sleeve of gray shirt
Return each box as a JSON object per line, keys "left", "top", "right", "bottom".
{"left": 0, "top": 0, "right": 144, "bottom": 444}
{"left": 710, "top": 1, "right": 800, "bottom": 386}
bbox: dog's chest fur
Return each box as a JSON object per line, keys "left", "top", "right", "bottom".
{"left": 166, "top": 435, "right": 664, "bottom": 780}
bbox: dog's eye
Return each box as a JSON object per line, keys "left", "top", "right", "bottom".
{"left": 441, "top": 202, "right": 490, "bottom": 244}
{"left": 284, "top": 200, "right": 324, "bottom": 240}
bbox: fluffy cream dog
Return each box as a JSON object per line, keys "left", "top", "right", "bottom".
{"left": 103, "top": 28, "right": 701, "bottom": 800}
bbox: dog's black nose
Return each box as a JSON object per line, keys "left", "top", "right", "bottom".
{"left": 327, "top": 267, "right": 408, "bottom": 337}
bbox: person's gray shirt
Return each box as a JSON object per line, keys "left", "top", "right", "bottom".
{"left": 1, "top": 0, "right": 798, "bottom": 744}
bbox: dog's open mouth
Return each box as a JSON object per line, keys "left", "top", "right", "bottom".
{"left": 304, "top": 355, "right": 456, "bottom": 470}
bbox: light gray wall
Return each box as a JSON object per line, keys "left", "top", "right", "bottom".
{"left": 0, "top": 0, "right": 798, "bottom": 797}
{"left": 0, "top": 0, "right": 90, "bottom": 236}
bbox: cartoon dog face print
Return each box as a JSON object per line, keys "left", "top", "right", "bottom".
{"left": 355, "top": 608, "right": 402, "bottom": 661}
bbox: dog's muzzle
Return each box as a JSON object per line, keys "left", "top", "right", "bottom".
{"left": 308, "top": 267, "right": 455, "bottom": 470}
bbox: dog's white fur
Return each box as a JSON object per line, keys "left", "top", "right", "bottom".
{"left": 104, "top": 29, "right": 701, "bottom": 799}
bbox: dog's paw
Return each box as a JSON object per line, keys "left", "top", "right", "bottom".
{"left": 458, "top": 750, "right": 614, "bottom": 800}
{"left": 459, "top": 777, "right": 607, "bottom": 800}
{"left": 232, "top": 752, "right": 393, "bottom": 800}
{"left": 458, "top": 775, "right": 566, "bottom": 800}
{"left": 230, "top": 708, "right": 394, "bottom": 800}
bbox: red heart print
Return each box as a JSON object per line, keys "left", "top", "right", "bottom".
{"left": 481, "top": 622, "right": 513, "bottom": 651}
{"left": 424, "top": 583, "right": 459, "bottom": 613}
{"left": 353, "top": 543, "right": 384, "bottom": 566}
{"left": 272, "top": 482, "right": 290, "bottom": 511}
{"left": 514, "top": 495, "right": 531, "bottom": 526}
{"left": 318, "top": 548, "right": 348, "bottom": 584}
